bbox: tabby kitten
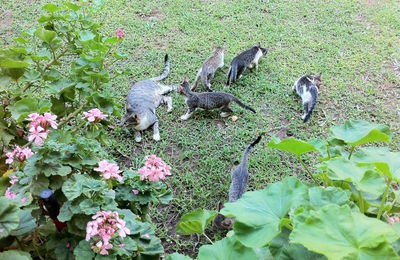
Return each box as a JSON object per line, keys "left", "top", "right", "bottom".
{"left": 178, "top": 77, "right": 256, "bottom": 120}
{"left": 225, "top": 42, "right": 268, "bottom": 86}
{"left": 292, "top": 73, "right": 322, "bottom": 122}
{"left": 192, "top": 45, "right": 226, "bottom": 92}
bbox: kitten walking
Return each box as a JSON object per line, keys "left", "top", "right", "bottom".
{"left": 192, "top": 45, "right": 226, "bottom": 92}
{"left": 225, "top": 43, "right": 268, "bottom": 86}
{"left": 292, "top": 73, "right": 322, "bottom": 123}
{"left": 213, "top": 135, "right": 262, "bottom": 229}
{"left": 178, "top": 77, "right": 256, "bottom": 120}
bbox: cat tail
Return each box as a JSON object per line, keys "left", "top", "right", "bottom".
{"left": 150, "top": 54, "right": 170, "bottom": 81}
{"left": 226, "top": 67, "right": 232, "bottom": 86}
{"left": 231, "top": 64, "right": 237, "bottom": 83}
{"left": 231, "top": 96, "right": 256, "bottom": 113}
{"left": 241, "top": 135, "right": 262, "bottom": 166}
{"left": 303, "top": 87, "right": 318, "bottom": 123}
{"left": 201, "top": 65, "right": 209, "bottom": 87}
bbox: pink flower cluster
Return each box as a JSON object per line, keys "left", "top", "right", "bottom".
{"left": 26, "top": 113, "right": 58, "bottom": 146}
{"left": 6, "top": 146, "right": 33, "bottom": 164}
{"left": 94, "top": 160, "right": 123, "bottom": 182}
{"left": 389, "top": 216, "right": 400, "bottom": 226}
{"left": 4, "top": 174, "right": 27, "bottom": 203}
{"left": 138, "top": 155, "right": 171, "bottom": 182}
{"left": 86, "top": 211, "right": 130, "bottom": 255}
{"left": 115, "top": 28, "right": 125, "bottom": 40}
{"left": 83, "top": 108, "right": 108, "bottom": 123}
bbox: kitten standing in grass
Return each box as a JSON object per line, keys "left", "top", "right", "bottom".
{"left": 213, "top": 135, "right": 262, "bottom": 230}
{"left": 225, "top": 42, "right": 268, "bottom": 86}
{"left": 178, "top": 77, "right": 256, "bottom": 120}
{"left": 292, "top": 73, "right": 322, "bottom": 122}
{"left": 121, "top": 54, "right": 176, "bottom": 142}
{"left": 192, "top": 45, "right": 226, "bottom": 92}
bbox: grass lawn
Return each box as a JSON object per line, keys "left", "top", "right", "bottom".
{"left": 2, "top": 0, "right": 400, "bottom": 256}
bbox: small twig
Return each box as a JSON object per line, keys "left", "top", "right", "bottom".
{"left": 203, "top": 233, "right": 214, "bottom": 245}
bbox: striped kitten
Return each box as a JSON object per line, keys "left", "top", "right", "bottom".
{"left": 292, "top": 73, "right": 322, "bottom": 122}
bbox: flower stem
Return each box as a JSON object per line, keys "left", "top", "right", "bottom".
{"left": 348, "top": 146, "right": 355, "bottom": 160}
{"left": 58, "top": 104, "right": 86, "bottom": 128}
{"left": 377, "top": 179, "right": 391, "bottom": 219}
{"left": 298, "top": 156, "right": 318, "bottom": 184}
{"left": 358, "top": 190, "right": 364, "bottom": 213}
{"left": 203, "top": 233, "right": 214, "bottom": 245}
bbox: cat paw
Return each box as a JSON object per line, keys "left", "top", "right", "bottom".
{"left": 167, "top": 107, "right": 173, "bottom": 113}
{"left": 301, "top": 114, "right": 306, "bottom": 120}
{"left": 135, "top": 136, "right": 142, "bottom": 143}
{"left": 180, "top": 115, "right": 188, "bottom": 121}
{"left": 153, "top": 133, "right": 160, "bottom": 141}
{"left": 220, "top": 112, "right": 229, "bottom": 118}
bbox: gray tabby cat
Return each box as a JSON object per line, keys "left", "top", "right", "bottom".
{"left": 225, "top": 42, "right": 268, "bottom": 86}
{"left": 121, "top": 54, "right": 176, "bottom": 142}
{"left": 292, "top": 73, "right": 322, "bottom": 122}
{"left": 192, "top": 45, "right": 226, "bottom": 92}
{"left": 178, "top": 77, "right": 256, "bottom": 120}
{"left": 213, "top": 135, "right": 262, "bottom": 229}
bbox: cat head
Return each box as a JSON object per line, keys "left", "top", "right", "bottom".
{"left": 312, "top": 73, "right": 322, "bottom": 87}
{"left": 213, "top": 201, "right": 233, "bottom": 230}
{"left": 177, "top": 76, "right": 190, "bottom": 96}
{"left": 256, "top": 42, "right": 269, "bottom": 55}
{"left": 212, "top": 44, "right": 227, "bottom": 54}
{"left": 121, "top": 103, "right": 140, "bottom": 126}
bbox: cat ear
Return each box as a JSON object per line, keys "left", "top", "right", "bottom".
{"left": 217, "top": 201, "right": 224, "bottom": 211}
{"left": 183, "top": 76, "right": 188, "bottom": 82}
{"left": 315, "top": 73, "right": 322, "bottom": 80}
{"left": 212, "top": 43, "right": 216, "bottom": 51}
{"left": 256, "top": 42, "right": 261, "bottom": 48}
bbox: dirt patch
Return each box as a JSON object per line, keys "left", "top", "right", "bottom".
{"left": 0, "top": 10, "right": 12, "bottom": 30}
{"left": 138, "top": 9, "right": 164, "bottom": 21}
{"left": 214, "top": 120, "right": 226, "bottom": 129}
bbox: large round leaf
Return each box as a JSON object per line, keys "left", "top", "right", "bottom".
{"left": 329, "top": 120, "right": 391, "bottom": 147}
{"left": 308, "top": 186, "right": 351, "bottom": 210}
{"left": 198, "top": 236, "right": 257, "bottom": 260}
{"left": 8, "top": 98, "right": 51, "bottom": 123}
{"left": 323, "top": 157, "right": 385, "bottom": 198}
{"left": 0, "top": 250, "right": 32, "bottom": 260}
{"left": 0, "top": 197, "right": 20, "bottom": 239}
{"left": 10, "top": 210, "right": 36, "bottom": 236}
{"left": 353, "top": 147, "right": 400, "bottom": 181}
{"left": 176, "top": 209, "right": 217, "bottom": 235}
{"left": 165, "top": 253, "right": 192, "bottom": 260}
{"left": 74, "top": 240, "right": 94, "bottom": 260}
{"left": 220, "top": 177, "right": 308, "bottom": 247}
{"left": 267, "top": 137, "right": 317, "bottom": 157}
{"left": 290, "top": 205, "right": 399, "bottom": 259}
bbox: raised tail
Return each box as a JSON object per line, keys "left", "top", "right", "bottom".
{"left": 150, "top": 54, "right": 170, "bottom": 81}
{"left": 226, "top": 67, "right": 232, "bottom": 86}
{"left": 231, "top": 96, "right": 256, "bottom": 113}
{"left": 240, "top": 135, "right": 262, "bottom": 166}
{"left": 231, "top": 64, "right": 237, "bottom": 83}
{"left": 303, "top": 87, "right": 318, "bottom": 123}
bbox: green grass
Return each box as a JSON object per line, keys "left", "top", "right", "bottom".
{"left": 2, "top": 0, "right": 400, "bottom": 257}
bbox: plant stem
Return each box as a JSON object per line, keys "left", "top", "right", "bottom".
{"left": 358, "top": 190, "right": 364, "bottom": 213}
{"left": 326, "top": 145, "right": 331, "bottom": 159}
{"left": 377, "top": 179, "right": 391, "bottom": 219}
{"left": 298, "top": 156, "right": 318, "bottom": 184}
{"left": 58, "top": 104, "right": 86, "bottom": 128}
{"left": 348, "top": 146, "right": 355, "bottom": 160}
{"left": 203, "top": 233, "right": 214, "bottom": 245}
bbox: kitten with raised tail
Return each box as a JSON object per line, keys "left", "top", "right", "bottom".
{"left": 178, "top": 77, "right": 256, "bottom": 120}
{"left": 225, "top": 42, "right": 268, "bottom": 86}
{"left": 192, "top": 45, "right": 226, "bottom": 92}
{"left": 213, "top": 135, "right": 262, "bottom": 230}
{"left": 292, "top": 73, "right": 322, "bottom": 123}
{"left": 121, "top": 54, "right": 177, "bottom": 142}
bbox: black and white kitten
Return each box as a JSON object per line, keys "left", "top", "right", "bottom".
{"left": 292, "top": 73, "right": 322, "bottom": 123}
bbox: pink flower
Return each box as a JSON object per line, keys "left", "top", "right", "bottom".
{"left": 138, "top": 155, "right": 171, "bottom": 182}
{"left": 21, "top": 197, "right": 27, "bottom": 203}
{"left": 10, "top": 175, "right": 18, "bottom": 185}
{"left": 118, "top": 244, "right": 125, "bottom": 248}
{"left": 83, "top": 108, "right": 108, "bottom": 123}
{"left": 27, "top": 113, "right": 40, "bottom": 122}
{"left": 43, "top": 113, "right": 58, "bottom": 129}
{"left": 115, "top": 28, "right": 125, "bottom": 40}
{"left": 132, "top": 189, "right": 139, "bottom": 195}
{"left": 66, "top": 242, "right": 70, "bottom": 249}
{"left": 5, "top": 146, "right": 33, "bottom": 164}
{"left": 28, "top": 126, "right": 49, "bottom": 146}
{"left": 5, "top": 152, "right": 14, "bottom": 164}
{"left": 5, "top": 188, "right": 16, "bottom": 199}
{"left": 94, "top": 160, "right": 123, "bottom": 182}
{"left": 389, "top": 216, "right": 400, "bottom": 225}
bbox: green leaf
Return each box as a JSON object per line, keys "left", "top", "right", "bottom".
{"left": 0, "top": 250, "right": 32, "bottom": 260}
{"left": 0, "top": 58, "right": 30, "bottom": 68}
{"left": 290, "top": 205, "right": 399, "bottom": 259}
{"left": 43, "top": 165, "right": 72, "bottom": 177}
{"left": 8, "top": 98, "right": 51, "bottom": 123}
{"left": 176, "top": 209, "right": 218, "bottom": 235}
{"left": 42, "top": 3, "right": 60, "bottom": 13}
{"left": 65, "top": 2, "right": 81, "bottom": 12}
{"left": 22, "top": 70, "right": 41, "bottom": 83}
{"left": 353, "top": 147, "right": 400, "bottom": 181}
{"left": 267, "top": 137, "right": 317, "bottom": 157}
{"left": 198, "top": 236, "right": 257, "bottom": 260}
{"left": 0, "top": 197, "right": 20, "bottom": 239}
{"left": 79, "top": 31, "right": 96, "bottom": 42}
{"left": 74, "top": 240, "right": 95, "bottom": 260}
{"left": 324, "top": 157, "right": 386, "bottom": 198}
{"left": 308, "top": 186, "right": 351, "bottom": 210}
{"left": 62, "top": 174, "right": 85, "bottom": 200}
{"left": 30, "top": 174, "right": 50, "bottom": 196}
{"left": 221, "top": 177, "right": 308, "bottom": 247}
{"left": 329, "top": 120, "right": 391, "bottom": 147}
{"left": 165, "top": 253, "right": 192, "bottom": 260}
{"left": 35, "top": 28, "right": 57, "bottom": 44}
{"left": 79, "top": 199, "right": 100, "bottom": 215}
{"left": 10, "top": 210, "right": 36, "bottom": 236}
